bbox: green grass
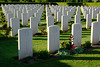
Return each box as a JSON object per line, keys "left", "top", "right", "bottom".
{"left": 56, "top": 2, "right": 68, "bottom": 6}
{"left": 56, "top": 2, "right": 100, "bottom": 6}
{"left": 86, "top": 2, "right": 100, "bottom": 6}
{"left": 1, "top": 40, "right": 100, "bottom": 67}
{"left": 0, "top": 5, "right": 100, "bottom": 67}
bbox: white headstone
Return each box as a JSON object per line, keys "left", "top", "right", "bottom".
{"left": 74, "top": 14, "right": 80, "bottom": 24}
{"left": 57, "top": 11, "right": 61, "bottom": 22}
{"left": 22, "top": 13, "right": 28, "bottom": 26}
{"left": 18, "top": 28, "right": 33, "bottom": 60}
{"left": 10, "top": 18, "right": 20, "bottom": 36}
{"left": 86, "top": 14, "right": 92, "bottom": 29}
{"left": 97, "top": 13, "right": 100, "bottom": 33}
{"left": 61, "top": 15, "right": 68, "bottom": 32}
{"left": 14, "top": 9, "right": 17, "bottom": 18}
{"left": 48, "top": 25, "right": 60, "bottom": 53}
{"left": 7, "top": 13, "right": 14, "bottom": 27}
{"left": 54, "top": 10, "right": 57, "bottom": 19}
{"left": 91, "top": 22, "right": 99, "bottom": 44}
{"left": 30, "top": 17, "right": 38, "bottom": 35}
{"left": 72, "top": 23, "right": 82, "bottom": 47}
{"left": 47, "top": 16, "right": 54, "bottom": 28}
{"left": 17, "top": 11, "right": 21, "bottom": 20}
{"left": 97, "top": 13, "right": 100, "bottom": 23}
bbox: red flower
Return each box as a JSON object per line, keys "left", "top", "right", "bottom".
{"left": 72, "top": 45, "right": 75, "bottom": 50}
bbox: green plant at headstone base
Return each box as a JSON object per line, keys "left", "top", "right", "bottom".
{"left": 56, "top": 47, "right": 84, "bottom": 57}
{"left": 37, "top": 50, "right": 50, "bottom": 59}
{"left": 72, "top": 47, "right": 84, "bottom": 54}
{"left": 56, "top": 50, "right": 71, "bottom": 57}
{"left": 57, "top": 21, "right": 84, "bottom": 57}
{"left": 83, "top": 41, "right": 91, "bottom": 48}
{"left": 68, "top": 21, "right": 74, "bottom": 49}
{"left": 60, "top": 42, "right": 73, "bottom": 50}
{"left": 60, "top": 21, "right": 74, "bottom": 50}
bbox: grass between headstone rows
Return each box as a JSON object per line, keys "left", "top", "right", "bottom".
{"left": 0, "top": 6, "right": 100, "bottom": 67}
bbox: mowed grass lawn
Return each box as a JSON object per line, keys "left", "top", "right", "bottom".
{"left": 0, "top": 6, "right": 100, "bottom": 67}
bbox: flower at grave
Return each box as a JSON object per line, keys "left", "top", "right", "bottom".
{"left": 72, "top": 45, "right": 75, "bottom": 50}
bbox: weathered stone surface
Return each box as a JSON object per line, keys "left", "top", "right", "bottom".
{"left": 34, "top": 12, "right": 40, "bottom": 24}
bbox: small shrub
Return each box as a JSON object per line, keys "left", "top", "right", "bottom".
{"left": 72, "top": 47, "right": 84, "bottom": 54}
{"left": 83, "top": 41, "right": 91, "bottom": 48}
{"left": 56, "top": 50, "right": 71, "bottom": 57}
{"left": 60, "top": 42, "right": 72, "bottom": 50}
{"left": 60, "top": 34, "right": 74, "bottom": 50}
{"left": 37, "top": 50, "right": 50, "bottom": 59}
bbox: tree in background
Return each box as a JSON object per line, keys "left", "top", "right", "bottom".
{"left": 97, "top": 0, "right": 100, "bottom": 2}
{"left": 35, "top": 0, "right": 42, "bottom": 2}
{"left": 87, "top": 0, "right": 93, "bottom": 2}
{"left": 1, "top": 0, "right": 100, "bottom": 2}
{"left": 4, "top": 0, "right": 8, "bottom": 2}
{"left": 32, "top": 0, "right": 35, "bottom": 2}
{"left": 11, "top": 0, "right": 20, "bottom": 2}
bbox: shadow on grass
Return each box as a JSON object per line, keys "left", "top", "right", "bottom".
{"left": 60, "top": 39, "right": 69, "bottom": 40}
{"left": 82, "top": 34, "right": 90, "bottom": 35}
{"left": 92, "top": 19, "right": 97, "bottom": 21}
{"left": 82, "top": 36, "right": 87, "bottom": 38}
{"left": 60, "top": 49, "right": 100, "bottom": 60}
{"left": 60, "top": 36, "right": 70, "bottom": 38}
{"left": 39, "top": 24, "right": 46, "bottom": 26}
{"left": 60, "top": 33, "right": 71, "bottom": 35}
{"left": 36, "top": 35, "right": 47, "bottom": 37}
{"left": 33, "top": 38, "right": 47, "bottom": 40}
{"left": 82, "top": 31, "right": 91, "bottom": 33}
{"left": 20, "top": 25, "right": 30, "bottom": 28}
{"left": 81, "top": 50, "right": 100, "bottom": 54}
{"left": 62, "top": 56, "right": 100, "bottom": 60}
